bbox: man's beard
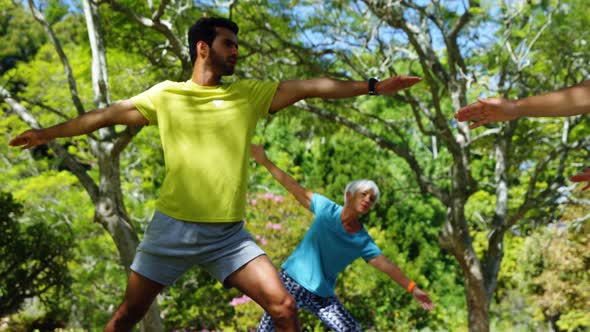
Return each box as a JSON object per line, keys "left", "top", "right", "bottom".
{"left": 209, "top": 48, "right": 235, "bottom": 76}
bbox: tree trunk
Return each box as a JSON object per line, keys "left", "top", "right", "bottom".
{"left": 482, "top": 123, "right": 514, "bottom": 301}
{"left": 464, "top": 278, "right": 490, "bottom": 332}
{"left": 440, "top": 186, "right": 490, "bottom": 332}
{"left": 442, "top": 215, "right": 490, "bottom": 332}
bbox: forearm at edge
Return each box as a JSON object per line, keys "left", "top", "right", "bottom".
{"left": 516, "top": 81, "right": 590, "bottom": 117}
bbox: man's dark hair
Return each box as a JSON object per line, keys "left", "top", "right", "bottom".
{"left": 188, "top": 17, "right": 239, "bottom": 64}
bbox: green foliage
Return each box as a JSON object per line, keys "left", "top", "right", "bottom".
{"left": 44, "top": 0, "right": 69, "bottom": 25}
{"left": 0, "top": 0, "right": 46, "bottom": 75}
{"left": 493, "top": 192, "right": 590, "bottom": 332}
{"left": 524, "top": 223, "right": 590, "bottom": 331}
{"left": 0, "top": 192, "right": 72, "bottom": 322}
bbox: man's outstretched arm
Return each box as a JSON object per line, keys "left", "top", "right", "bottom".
{"left": 9, "top": 100, "right": 148, "bottom": 149}
{"left": 269, "top": 76, "right": 422, "bottom": 113}
{"left": 250, "top": 144, "right": 313, "bottom": 210}
{"left": 455, "top": 80, "right": 590, "bottom": 129}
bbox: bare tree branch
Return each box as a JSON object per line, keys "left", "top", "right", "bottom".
{"left": 506, "top": 135, "right": 590, "bottom": 229}
{"left": 100, "top": 0, "right": 192, "bottom": 75}
{"left": 8, "top": 96, "right": 70, "bottom": 121}
{"left": 27, "top": 0, "right": 86, "bottom": 116}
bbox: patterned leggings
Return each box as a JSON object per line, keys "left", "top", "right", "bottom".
{"left": 257, "top": 271, "right": 362, "bottom": 332}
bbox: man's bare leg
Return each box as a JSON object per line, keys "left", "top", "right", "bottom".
{"left": 104, "top": 271, "right": 165, "bottom": 332}
{"left": 225, "top": 255, "right": 299, "bottom": 331}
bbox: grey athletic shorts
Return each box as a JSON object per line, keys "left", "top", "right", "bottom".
{"left": 130, "top": 210, "right": 265, "bottom": 287}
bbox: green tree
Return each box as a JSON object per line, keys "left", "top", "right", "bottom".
{"left": 496, "top": 188, "right": 590, "bottom": 332}
{"left": 0, "top": 0, "right": 46, "bottom": 75}
{"left": 0, "top": 192, "right": 72, "bottom": 320}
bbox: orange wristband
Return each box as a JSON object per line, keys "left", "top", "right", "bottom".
{"left": 407, "top": 281, "right": 417, "bottom": 293}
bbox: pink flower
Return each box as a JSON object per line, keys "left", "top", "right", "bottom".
{"left": 273, "top": 195, "right": 284, "bottom": 203}
{"left": 262, "top": 192, "right": 274, "bottom": 200}
{"left": 250, "top": 199, "right": 257, "bottom": 205}
{"left": 229, "top": 295, "right": 252, "bottom": 306}
{"left": 266, "top": 222, "right": 282, "bottom": 230}
{"left": 255, "top": 235, "right": 268, "bottom": 245}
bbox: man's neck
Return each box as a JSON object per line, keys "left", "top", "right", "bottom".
{"left": 191, "top": 66, "right": 222, "bottom": 86}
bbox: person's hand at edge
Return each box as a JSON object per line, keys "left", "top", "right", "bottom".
{"left": 9, "top": 129, "right": 50, "bottom": 150}
{"left": 455, "top": 97, "right": 519, "bottom": 129}
{"left": 570, "top": 167, "right": 590, "bottom": 191}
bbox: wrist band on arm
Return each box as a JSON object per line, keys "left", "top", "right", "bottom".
{"left": 407, "top": 281, "right": 417, "bottom": 293}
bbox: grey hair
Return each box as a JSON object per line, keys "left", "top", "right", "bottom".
{"left": 344, "top": 180, "right": 380, "bottom": 205}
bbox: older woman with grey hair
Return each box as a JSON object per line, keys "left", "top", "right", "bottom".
{"left": 251, "top": 145, "right": 433, "bottom": 332}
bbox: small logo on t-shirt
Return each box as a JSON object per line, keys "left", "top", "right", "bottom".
{"left": 213, "top": 100, "right": 224, "bottom": 107}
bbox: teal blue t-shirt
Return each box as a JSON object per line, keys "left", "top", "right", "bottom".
{"left": 282, "top": 193, "right": 382, "bottom": 297}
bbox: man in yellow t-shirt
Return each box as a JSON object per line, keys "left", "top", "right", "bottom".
{"left": 10, "top": 17, "right": 422, "bottom": 332}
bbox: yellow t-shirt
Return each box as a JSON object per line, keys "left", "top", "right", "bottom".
{"left": 130, "top": 79, "right": 279, "bottom": 222}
